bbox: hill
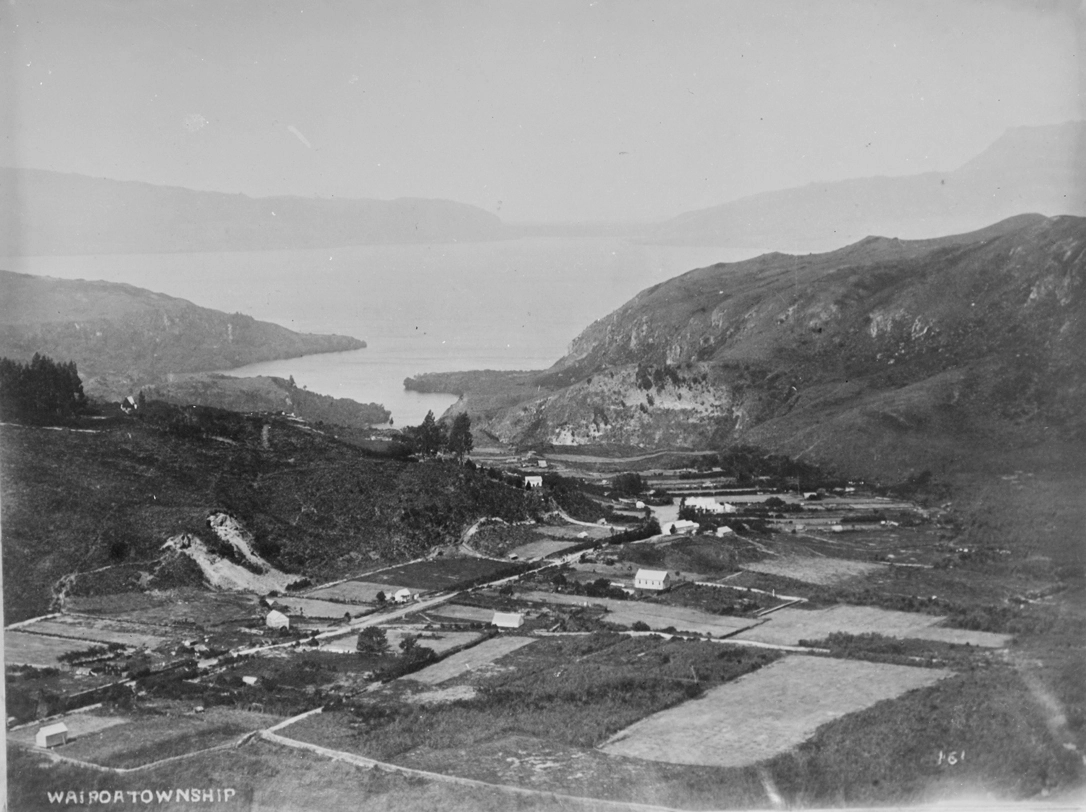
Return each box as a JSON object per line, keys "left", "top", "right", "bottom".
{"left": 141, "top": 373, "right": 390, "bottom": 427}
{"left": 426, "top": 214, "right": 1086, "bottom": 481}
{"left": 652, "top": 122, "right": 1086, "bottom": 249}
{"left": 0, "top": 168, "right": 505, "bottom": 255}
{"left": 0, "top": 403, "right": 538, "bottom": 623}
{"left": 0, "top": 270, "right": 364, "bottom": 399}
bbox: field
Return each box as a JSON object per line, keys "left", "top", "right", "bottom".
{"left": 731, "top": 605, "right": 1012, "bottom": 648}
{"left": 65, "top": 589, "right": 259, "bottom": 627}
{"left": 8, "top": 712, "right": 129, "bottom": 747}
{"left": 403, "top": 635, "right": 537, "bottom": 685}
{"left": 422, "top": 604, "right": 495, "bottom": 623}
{"left": 508, "top": 538, "right": 579, "bottom": 560}
{"left": 27, "top": 707, "right": 280, "bottom": 769}
{"left": 517, "top": 590, "right": 759, "bottom": 636}
{"left": 306, "top": 580, "right": 410, "bottom": 603}
{"left": 601, "top": 655, "right": 950, "bottom": 766}
{"left": 5, "top": 631, "right": 99, "bottom": 666}
{"left": 267, "top": 596, "right": 368, "bottom": 619}
{"left": 19, "top": 617, "right": 169, "bottom": 649}
{"left": 355, "top": 558, "right": 519, "bottom": 592}
{"left": 741, "top": 555, "right": 885, "bottom": 586}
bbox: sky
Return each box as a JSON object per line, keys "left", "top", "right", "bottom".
{"left": 2, "top": 0, "right": 1082, "bottom": 222}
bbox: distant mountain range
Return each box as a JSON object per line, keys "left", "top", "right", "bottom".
{"left": 419, "top": 214, "right": 1086, "bottom": 480}
{"left": 0, "top": 270, "right": 364, "bottom": 399}
{"left": 0, "top": 168, "right": 504, "bottom": 255}
{"left": 651, "top": 121, "right": 1086, "bottom": 249}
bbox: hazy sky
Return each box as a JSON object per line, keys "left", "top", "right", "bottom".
{"left": 3, "top": 0, "right": 1082, "bottom": 222}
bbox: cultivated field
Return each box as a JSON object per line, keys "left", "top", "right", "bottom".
{"left": 6, "top": 631, "right": 99, "bottom": 666}
{"left": 517, "top": 590, "right": 759, "bottom": 636}
{"left": 731, "top": 605, "right": 1012, "bottom": 648}
{"left": 403, "top": 636, "right": 536, "bottom": 685}
{"left": 741, "top": 555, "right": 885, "bottom": 586}
{"left": 306, "top": 580, "right": 409, "bottom": 604}
{"left": 601, "top": 655, "right": 950, "bottom": 766}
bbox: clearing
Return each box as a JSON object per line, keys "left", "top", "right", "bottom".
{"left": 601, "top": 654, "right": 949, "bottom": 766}
{"left": 305, "top": 581, "right": 409, "bottom": 604}
{"left": 6, "top": 631, "right": 99, "bottom": 667}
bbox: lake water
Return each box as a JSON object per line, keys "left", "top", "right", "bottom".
{"left": 4, "top": 238, "right": 763, "bottom": 425}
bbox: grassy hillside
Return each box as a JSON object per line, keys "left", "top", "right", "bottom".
{"left": 0, "top": 403, "right": 538, "bottom": 623}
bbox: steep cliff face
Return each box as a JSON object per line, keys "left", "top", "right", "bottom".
{"left": 469, "top": 214, "right": 1086, "bottom": 477}
{"left": 0, "top": 270, "right": 365, "bottom": 398}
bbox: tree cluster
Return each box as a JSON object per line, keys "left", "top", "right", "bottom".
{"left": 400, "top": 410, "right": 474, "bottom": 462}
{"left": 0, "top": 354, "right": 87, "bottom": 424}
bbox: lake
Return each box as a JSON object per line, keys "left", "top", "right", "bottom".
{"left": 4, "top": 238, "right": 763, "bottom": 425}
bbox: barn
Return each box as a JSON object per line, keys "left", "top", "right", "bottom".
{"left": 524, "top": 476, "right": 543, "bottom": 489}
{"left": 36, "top": 723, "right": 69, "bottom": 748}
{"left": 265, "top": 610, "right": 290, "bottom": 629}
{"left": 634, "top": 569, "right": 672, "bottom": 591}
{"left": 668, "top": 520, "right": 698, "bottom": 535}
{"left": 492, "top": 611, "right": 525, "bottom": 628}
{"left": 392, "top": 588, "right": 414, "bottom": 604}
{"left": 685, "top": 496, "right": 724, "bottom": 514}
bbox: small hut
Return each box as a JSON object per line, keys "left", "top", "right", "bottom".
{"left": 36, "top": 723, "right": 69, "bottom": 748}
{"left": 492, "top": 611, "right": 524, "bottom": 629}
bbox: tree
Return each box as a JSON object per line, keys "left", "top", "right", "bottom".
{"left": 446, "top": 412, "right": 474, "bottom": 463}
{"left": 0, "top": 354, "right": 87, "bottom": 424}
{"left": 357, "top": 627, "right": 389, "bottom": 654}
{"left": 375, "top": 590, "right": 386, "bottom": 604}
{"left": 403, "top": 410, "right": 446, "bottom": 457}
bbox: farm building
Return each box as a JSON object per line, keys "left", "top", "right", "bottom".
{"left": 265, "top": 610, "right": 290, "bottom": 629}
{"left": 634, "top": 569, "right": 672, "bottom": 591}
{"left": 392, "top": 588, "right": 413, "bottom": 604}
{"left": 685, "top": 496, "right": 725, "bottom": 514}
{"left": 492, "top": 611, "right": 525, "bottom": 628}
{"left": 524, "top": 475, "right": 543, "bottom": 489}
{"left": 716, "top": 526, "right": 734, "bottom": 537}
{"left": 36, "top": 723, "right": 68, "bottom": 748}
{"left": 667, "top": 520, "right": 698, "bottom": 535}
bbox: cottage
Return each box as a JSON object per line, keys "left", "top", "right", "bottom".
{"left": 537, "top": 460, "right": 548, "bottom": 468}
{"left": 634, "top": 569, "right": 672, "bottom": 591}
{"left": 524, "top": 475, "right": 543, "bottom": 489}
{"left": 667, "top": 519, "right": 698, "bottom": 535}
{"left": 392, "top": 588, "right": 413, "bottom": 604}
{"left": 36, "top": 723, "right": 68, "bottom": 748}
{"left": 492, "top": 611, "right": 524, "bottom": 629}
{"left": 716, "top": 525, "right": 734, "bottom": 537}
{"left": 265, "top": 610, "right": 290, "bottom": 630}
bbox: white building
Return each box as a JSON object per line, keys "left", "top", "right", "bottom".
{"left": 492, "top": 611, "right": 524, "bottom": 628}
{"left": 634, "top": 569, "right": 672, "bottom": 591}
{"left": 667, "top": 520, "right": 698, "bottom": 535}
{"left": 265, "top": 610, "right": 290, "bottom": 630}
{"left": 716, "top": 526, "right": 734, "bottom": 537}
{"left": 392, "top": 588, "right": 413, "bottom": 604}
{"left": 524, "top": 475, "right": 543, "bottom": 489}
{"left": 684, "top": 496, "right": 725, "bottom": 514}
{"left": 36, "top": 723, "right": 68, "bottom": 748}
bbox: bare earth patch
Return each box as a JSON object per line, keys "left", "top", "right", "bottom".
{"left": 741, "top": 555, "right": 885, "bottom": 586}
{"left": 403, "top": 636, "right": 537, "bottom": 685}
{"left": 404, "top": 685, "right": 478, "bottom": 704}
{"left": 601, "top": 655, "right": 950, "bottom": 766}
{"left": 424, "top": 604, "right": 495, "bottom": 623}
{"left": 730, "top": 605, "right": 1011, "bottom": 648}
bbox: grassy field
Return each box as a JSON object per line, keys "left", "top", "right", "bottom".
{"left": 741, "top": 555, "right": 886, "bottom": 586}
{"left": 47, "top": 707, "right": 279, "bottom": 769}
{"left": 403, "top": 636, "right": 537, "bottom": 686}
{"left": 5, "top": 631, "right": 96, "bottom": 666}
{"left": 8, "top": 711, "right": 130, "bottom": 747}
{"left": 508, "top": 538, "right": 579, "bottom": 560}
{"left": 21, "top": 617, "right": 169, "bottom": 648}
{"left": 306, "top": 580, "right": 410, "bottom": 603}
{"left": 601, "top": 655, "right": 950, "bottom": 766}
{"left": 66, "top": 589, "right": 260, "bottom": 627}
